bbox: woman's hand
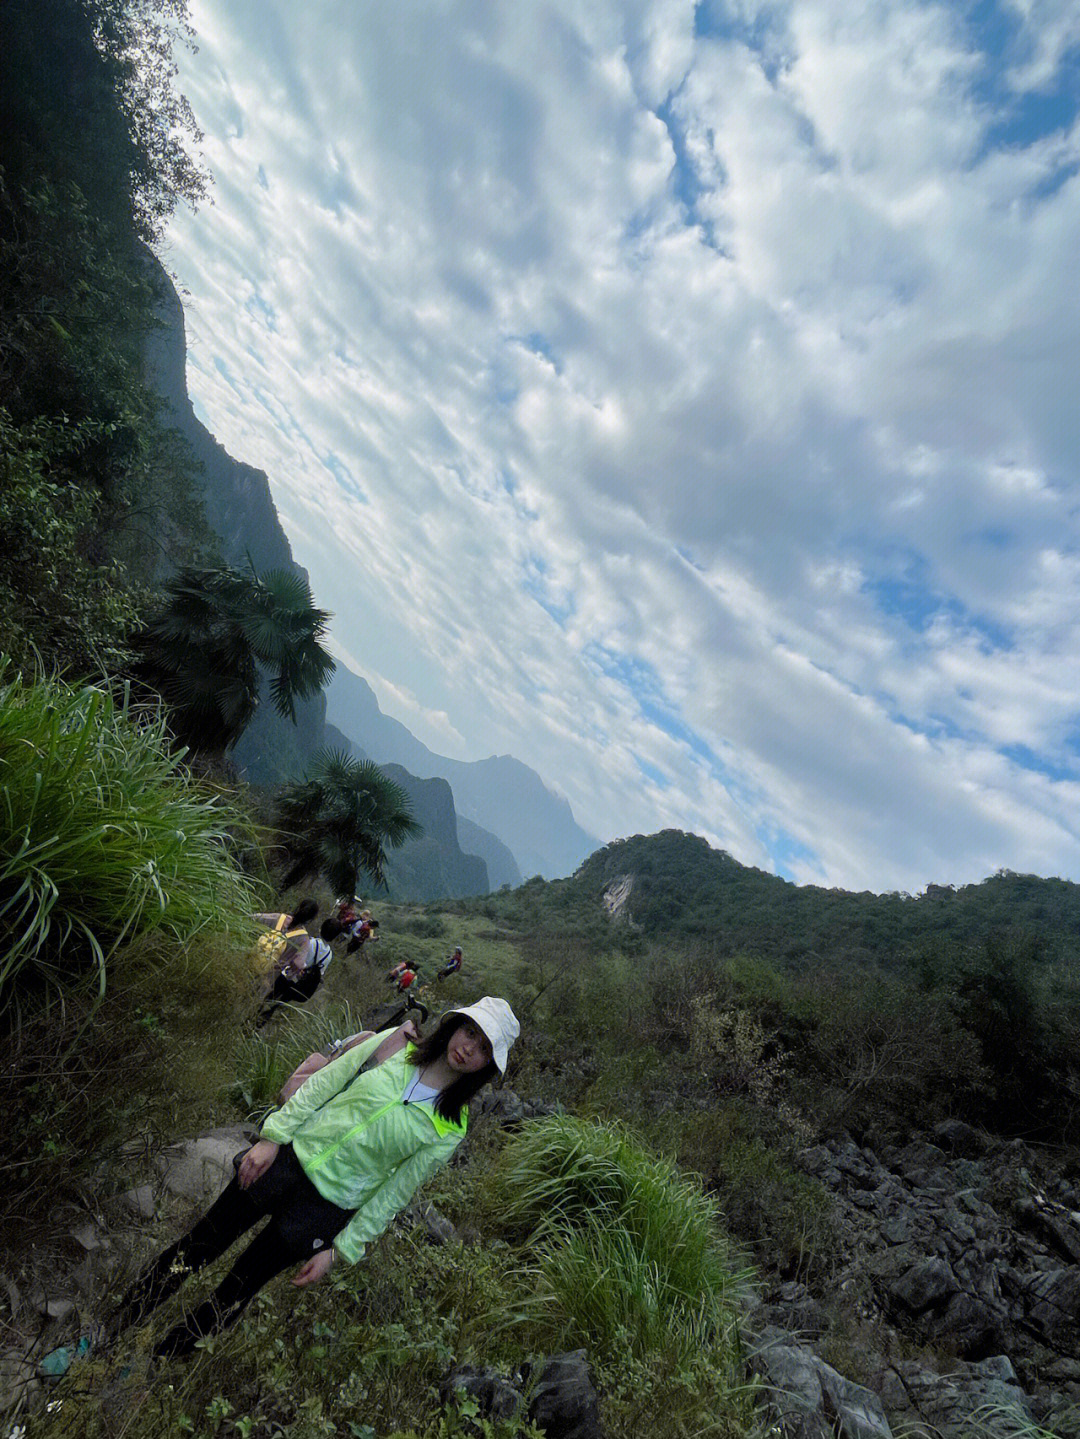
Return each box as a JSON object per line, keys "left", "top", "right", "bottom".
{"left": 291, "top": 1248, "right": 335, "bottom": 1286}
{"left": 238, "top": 1139, "right": 279, "bottom": 1189}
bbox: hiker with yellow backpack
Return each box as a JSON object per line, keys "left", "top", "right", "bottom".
{"left": 253, "top": 899, "right": 319, "bottom": 968}
{"left": 253, "top": 900, "right": 334, "bottom": 1027}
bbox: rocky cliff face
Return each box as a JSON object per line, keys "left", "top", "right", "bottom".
{"left": 748, "top": 1121, "right": 1080, "bottom": 1435}
{"left": 142, "top": 261, "right": 504, "bottom": 897}
{"left": 327, "top": 663, "right": 598, "bottom": 880}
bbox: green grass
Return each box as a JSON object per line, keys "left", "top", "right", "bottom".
{"left": 0, "top": 664, "right": 266, "bottom": 1008}
{"left": 483, "top": 1114, "right": 760, "bottom": 1437}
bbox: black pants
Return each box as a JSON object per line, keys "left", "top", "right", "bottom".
{"left": 117, "top": 1145, "right": 353, "bottom": 1356}
{"left": 256, "top": 967, "right": 322, "bottom": 1026}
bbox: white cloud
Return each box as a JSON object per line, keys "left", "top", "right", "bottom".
{"left": 163, "top": 0, "right": 1080, "bottom": 889}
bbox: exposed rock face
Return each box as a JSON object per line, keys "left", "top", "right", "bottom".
{"left": 602, "top": 874, "right": 633, "bottom": 918}
{"left": 786, "top": 1124, "right": 1080, "bottom": 1433}
{"left": 441, "top": 1351, "right": 603, "bottom": 1439}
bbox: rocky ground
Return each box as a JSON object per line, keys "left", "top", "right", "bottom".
{"left": 750, "top": 1119, "right": 1080, "bottom": 1437}
{"left": 3, "top": 1104, "right": 1079, "bottom": 1437}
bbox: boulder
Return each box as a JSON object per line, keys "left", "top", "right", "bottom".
{"left": 931, "top": 1120, "right": 987, "bottom": 1157}
{"left": 890, "top": 1256, "right": 959, "bottom": 1314}
{"left": 1026, "top": 1267, "right": 1080, "bottom": 1348}
{"left": 153, "top": 1126, "right": 254, "bottom": 1207}
{"left": 816, "top": 1362, "right": 893, "bottom": 1439}
{"left": 878, "top": 1355, "right": 1033, "bottom": 1438}
{"left": 523, "top": 1351, "right": 603, "bottom": 1439}
{"left": 440, "top": 1363, "right": 522, "bottom": 1423}
{"left": 752, "top": 1333, "right": 830, "bottom": 1438}
{"left": 752, "top": 1332, "right": 894, "bottom": 1439}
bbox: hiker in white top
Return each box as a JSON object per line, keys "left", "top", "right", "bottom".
{"left": 256, "top": 932, "right": 332, "bottom": 1027}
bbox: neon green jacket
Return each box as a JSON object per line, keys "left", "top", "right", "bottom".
{"left": 260, "top": 1029, "right": 466, "bottom": 1264}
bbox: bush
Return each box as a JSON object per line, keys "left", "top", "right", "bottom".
{"left": 484, "top": 1114, "right": 757, "bottom": 1435}
{"left": 0, "top": 664, "right": 264, "bottom": 1006}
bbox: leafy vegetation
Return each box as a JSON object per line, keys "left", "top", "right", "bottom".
{"left": 0, "top": 663, "right": 265, "bottom": 1009}
{"left": 132, "top": 564, "right": 335, "bottom": 754}
{"left": 275, "top": 748, "right": 422, "bottom": 894}
{"left": 1, "top": 0, "right": 215, "bottom": 678}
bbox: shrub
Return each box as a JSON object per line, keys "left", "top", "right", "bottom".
{"left": 486, "top": 1114, "right": 749, "bottom": 1361}
{"left": 228, "top": 1001, "right": 370, "bottom": 1117}
{"left": 0, "top": 664, "right": 264, "bottom": 1007}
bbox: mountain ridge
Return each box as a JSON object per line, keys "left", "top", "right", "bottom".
{"left": 145, "top": 259, "right": 590, "bottom": 890}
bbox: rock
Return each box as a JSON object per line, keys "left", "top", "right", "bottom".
{"left": 407, "top": 1200, "right": 458, "bottom": 1246}
{"left": 479, "top": 1090, "right": 526, "bottom": 1125}
{"left": 440, "top": 1363, "right": 522, "bottom": 1423}
{"left": 1026, "top": 1267, "right": 1080, "bottom": 1348}
{"left": 69, "top": 1220, "right": 110, "bottom": 1252}
{"left": 878, "top": 1355, "right": 1033, "bottom": 1438}
{"left": 1028, "top": 1207, "right": 1080, "bottom": 1266}
{"left": 153, "top": 1126, "right": 253, "bottom": 1206}
{"left": 524, "top": 1351, "right": 603, "bottom": 1439}
{"left": 758, "top": 1283, "right": 830, "bottom": 1338}
{"left": 116, "top": 1184, "right": 157, "bottom": 1220}
{"left": 890, "top": 1256, "right": 959, "bottom": 1313}
{"left": 816, "top": 1362, "right": 893, "bottom": 1439}
{"left": 0, "top": 1351, "right": 39, "bottom": 1416}
{"left": 929, "top": 1290, "right": 1003, "bottom": 1358}
{"left": 931, "top": 1120, "right": 987, "bottom": 1157}
{"left": 880, "top": 1213, "right": 916, "bottom": 1245}
{"left": 752, "top": 1333, "right": 829, "bottom": 1438}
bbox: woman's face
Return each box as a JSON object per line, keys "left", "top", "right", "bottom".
{"left": 446, "top": 1018, "right": 493, "bottom": 1074}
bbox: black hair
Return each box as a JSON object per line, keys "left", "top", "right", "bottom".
{"left": 319, "top": 919, "right": 342, "bottom": 942}
{"left": 408, "top": 1014, "right": 497, "bottom": 1125}
{"left": 291, "top": 898, "right": 319, "bottom": 925}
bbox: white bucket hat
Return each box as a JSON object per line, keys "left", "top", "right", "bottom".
{"left": 445, "top": 996, "right": 520, "bottom": 1073}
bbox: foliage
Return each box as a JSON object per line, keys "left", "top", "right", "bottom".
{"left": 483, "top": 1115, "right": 758, "bottom": 1436}
{"left": 487, "top": 1115, "right": 748, "bottom": 1357}
{"left": 0, "top": 0, "right": 213, "bottom": 673}
{"left": 227, "top": 1001, "right": 371, "bottom": 1117}
{"left": 132, "top": 565, "right": 335, "bottom": 753}
{"left": 0, "top": 409, "right": 146, "bottom": 675}
{"left": 275, "top": 747, "right": 421, "bottom": 894}
{"left": 0, "top": 663, "right": 264, "bottom": 1007}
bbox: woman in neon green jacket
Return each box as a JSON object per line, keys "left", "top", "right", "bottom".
{"left": 117, "top": 996, "right": 519, "bottom": 1357}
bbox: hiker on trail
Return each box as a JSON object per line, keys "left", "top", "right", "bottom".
{"left": 386, "top": 959, "right": 420, "bottom": 993}
{"left": 115, "top": 997, "right": 520, "bottom": 1357}
{"left": 255, "top": 927, "right": 333, "bottom": 1027}
{"left": 393, "top": 963, "right": 420, "bottom": 994}
{"left": 252, "top": 899, "right": 319, "bottom": 968}
{"left": 345, "top": 915, "right": 379, "bottom": 953}
{"left": 436, "top": 945, "right": 463, "bottom": 981}
{"left": 322, "top": 898, "right": 365, "bottom": 943}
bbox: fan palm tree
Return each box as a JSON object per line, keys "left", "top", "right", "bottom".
{"left": 276, "top": 748, "right": 421, "bottom": 895}
{"left": 132, "top": 564, "right": 334, "bottom": 753}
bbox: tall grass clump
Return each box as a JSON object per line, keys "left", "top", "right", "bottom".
{"left": 229, "top": 1000, "right": 372, "bottom": 1115}
{"left": 0, "top": 663, "right": 265, "bottom": 1006}
{"left": 486, "top": 1115, "right": 758, "bottom": 1436}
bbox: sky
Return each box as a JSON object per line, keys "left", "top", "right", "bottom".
{"left": 161, "top": 0, "right": 1080, "bottom": 893}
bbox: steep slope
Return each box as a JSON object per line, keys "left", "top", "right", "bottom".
{"left": 457, "top": 817, "right": 521, "bottom": 891}
{"left": 327, "top": 664, "right": 597, "bottom": 879}
{"left": 144, "top": 262, "right": 328, "bottom": 785}
{"left": 378, "top": 765, "right": 489, "bottom": 902}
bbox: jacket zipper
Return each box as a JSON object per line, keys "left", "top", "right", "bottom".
{"left": 304, "top": 1097, "right": 402, "bottom": 1172}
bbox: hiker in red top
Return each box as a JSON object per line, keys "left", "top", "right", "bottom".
{"left": 386, "top": 961, "right": 419, "bottom": 994}
{"left": 346, "top": 916, "right": 379, "bottom": 953}
{"left": 436, "top": 945, "right": 463, "bottom": 981}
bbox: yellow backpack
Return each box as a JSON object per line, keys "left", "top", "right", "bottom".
{"left": 255, "top": 914, "right": 309, "bottom": 967}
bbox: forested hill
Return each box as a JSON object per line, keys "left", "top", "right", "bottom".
{"left": 542, "top": 829, "right": 1080, "bottom": 969}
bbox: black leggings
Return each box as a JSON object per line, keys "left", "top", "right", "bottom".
{"left": 117, "top": 1145, "right": 353, "bottom": 1356}
{"left": 256, "top": 968, "right": 322, "bottom": 1026}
